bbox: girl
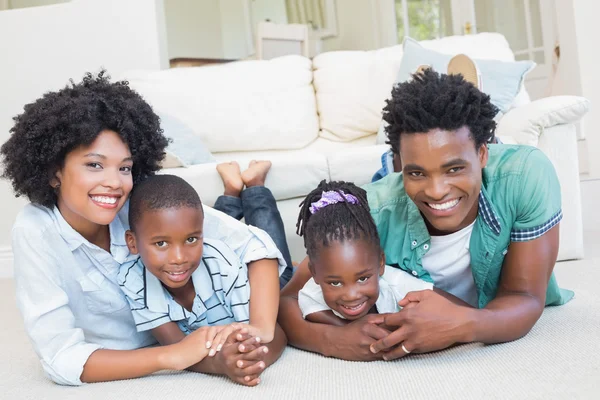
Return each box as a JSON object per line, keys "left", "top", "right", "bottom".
{"left": 295, "top": 180, "right": 433, "bottom": 326}
{"left": 0, "top": 71, "right": 278, "bottom": 386}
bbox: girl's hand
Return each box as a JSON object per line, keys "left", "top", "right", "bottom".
{"left": 206, "top": 324, "right": 245, "bottom": 357}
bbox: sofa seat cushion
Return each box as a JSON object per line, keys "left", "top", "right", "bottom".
{"left": 211, "top": 135, "right": 378, "bottom": 161}
{"left": 160, "top": 151, "right": 329, "bottom": 206}
{"left": 328, "top": 144, "right": 391, "bottom": 186}
{"left": 120, "top": 55, "right": 319, "bottom": 153}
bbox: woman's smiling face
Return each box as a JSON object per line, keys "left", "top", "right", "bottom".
{"left": 54, "top": 130, "right": 133, "bottom": 232}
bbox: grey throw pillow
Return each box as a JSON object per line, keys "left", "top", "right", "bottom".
{"left": 159, "top": 113, "right": 216, "bottom": 168}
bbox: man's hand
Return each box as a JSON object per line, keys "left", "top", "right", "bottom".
{"left": 215, "top": 329, "right": 269, "bottom": 386}
{"left": 324, "top": 314, "right": 391, "bottom": 361}
{"left": 370, "top": 290, "right": 473, "bottom": 361}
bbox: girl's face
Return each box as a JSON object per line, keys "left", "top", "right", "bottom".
{"left": 54, "top": 130, "right": 133, "bottom": 233}
{"left": 310, "top": 240, "right": 385, "bottom": 320}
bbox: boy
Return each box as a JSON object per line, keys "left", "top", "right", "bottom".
{"left": 118, "top": 174, "right": 286, "bottom": 386}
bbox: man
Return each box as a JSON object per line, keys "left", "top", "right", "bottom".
{"left": 278, "top": 68, "right": 571, "bottom": 361}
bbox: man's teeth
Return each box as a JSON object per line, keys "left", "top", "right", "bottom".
{"left": 168, "top": 271, "right": 186, "bottom": 275}
{"left": 428, "top": 198, "right": 459, "bottom": 210}
{"left": 91, "top": 196, "right": 118, "bottom": 205}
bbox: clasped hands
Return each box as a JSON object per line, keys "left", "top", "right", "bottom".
{"left": 332, "top": 290, "right": 470, "bottom": 362}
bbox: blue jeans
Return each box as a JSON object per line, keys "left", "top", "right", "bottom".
{"left": 213, "top": 186, "right": 293, "bottom": 288}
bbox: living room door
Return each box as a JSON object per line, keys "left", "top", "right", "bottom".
{"left": 395, "top": 0, "right": 556, "bottom": 100}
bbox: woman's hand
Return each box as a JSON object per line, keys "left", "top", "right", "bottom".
{"left": 206, "top": 323, "right": 245, "bottom": 356}
{"left": 166, "top": 327, "right": 213, "bottom": 370}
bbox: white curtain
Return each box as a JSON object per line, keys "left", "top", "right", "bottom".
{"left": 286, "top": 0, "right": 325, "bottom": 29}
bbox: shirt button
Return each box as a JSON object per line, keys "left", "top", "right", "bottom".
{"left": 411, "top": 240, "right": 417, "bottom": 246}
{"left": 412, "top": 270, "right": 418, "bottom": 276}
{"left": 423, "top": 244, "right": 429, "bottom": 250}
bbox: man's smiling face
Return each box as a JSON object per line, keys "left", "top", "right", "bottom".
{"left": 399, "top": 126, "right": 488, "bottom": 235}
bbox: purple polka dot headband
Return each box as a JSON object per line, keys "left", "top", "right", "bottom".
{"left": 309, "top": 190, "right": 360, "bottom": 214}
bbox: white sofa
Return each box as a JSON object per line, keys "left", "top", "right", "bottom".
{"left": 120, "top": 33, "right": 589, "bottom": 264}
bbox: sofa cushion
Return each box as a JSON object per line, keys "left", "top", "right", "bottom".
{"left": 328, "top": 144, "right": 390, "bottom": 187}
{"left": 120, "top": 55, "right": 319, "bottom": 153}
{"left": 161, "top": 151, "right": 329, "bottom": 206}
{"left": 496, "top": 96, "right": 590, "bottom": 146}
{"left": 313, "top": 33, "right": 532, "bottom": 143}
{"left": 313, "top": 45, "right": 405, "bottom": 143}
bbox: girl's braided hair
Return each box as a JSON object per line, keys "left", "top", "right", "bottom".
{"left": 296, "top": 180, "right": 380, "bottom": 259}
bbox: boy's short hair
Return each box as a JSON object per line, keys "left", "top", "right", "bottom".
{"left": 129, "top": 174, "right": 203, "bottom": 232}
{"left": 0, "top": 70, "right": 169, "bottom": 208}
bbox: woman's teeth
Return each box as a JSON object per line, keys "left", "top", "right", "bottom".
{"left": 91, "top": 196, "right": 118, "bottom": 205}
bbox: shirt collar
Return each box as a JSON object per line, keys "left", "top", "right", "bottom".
{"left": 477, "top": 189, "right": 502, "bottom": 235}
{"left": 52, "top": 205, "right": 130, "bottom": 255}
{"left": 144, "top": 266, "right": 170, "bottom": 314}
{"left": 143, "top": 259, "right": 215, "bottom": 317}
{"left": 406, "top": 197, "right": 430, "bottom": 249}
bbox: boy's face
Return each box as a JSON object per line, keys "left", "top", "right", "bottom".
{"left": 310, "top": 240, "right": 384, "bottom": 320}
{"left": 399, "top": 126, "right": 488, "bottom": 235}
{"left": 126, "top": 206, "right": 204, "bottom": 289}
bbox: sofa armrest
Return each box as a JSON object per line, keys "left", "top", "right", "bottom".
{"left": 495, "top": 96, "right": 590, "bottom": 146}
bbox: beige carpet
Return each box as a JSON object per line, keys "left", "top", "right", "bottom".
{"left": 1, "top": 259, "right": 599, "bottom": 400}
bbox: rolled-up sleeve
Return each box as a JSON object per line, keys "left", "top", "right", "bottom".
{"left": 12, "top": 227, "right": 101, "bottom": 386}
{"left": 202, "top": 206, "right": 286, "bottom": 276}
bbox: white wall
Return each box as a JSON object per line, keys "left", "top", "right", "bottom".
{"left": 322, "top": 0, "right": 396, "bottom": 52}
{"left": 0, "top": 0, "right": 168, "bottom": 277}
{"left": 165, "top": 0, "right": 223, "bottom": 59}
{"left": 552, "top": 0, "right": 599, "bottom": 180}
{"left": 251, "top": 0, "right": 287, "bottom": 26}
{"left": 164, "top": 0, "right": 254, "bottom": 60}
{"left": 8, "top": 0, "right": 68, "bottom": 8}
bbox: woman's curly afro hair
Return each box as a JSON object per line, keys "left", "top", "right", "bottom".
{"left": 1, "top": 70, "right": 169, "bottom": 208}
{"left": 383, "top": 68, "right": 499, "bottom": 155}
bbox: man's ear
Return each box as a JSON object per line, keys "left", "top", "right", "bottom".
{"left": 479, "top": 143, "right": 489, "bottom": 169}
{"left": 125, "top": 230, "right": 139, "bottom": 254}
{"left": 378, "top": 250, "right": 386, "bottom": 277}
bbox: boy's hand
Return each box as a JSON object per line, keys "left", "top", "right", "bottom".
{"left": 216, "top": 329, "right": 269, "bottom": 386}
{"left": 244, "top": 324, "right": 274, "bottom": 343}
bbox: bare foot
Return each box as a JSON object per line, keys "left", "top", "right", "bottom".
{"left": 217, "top": 162, "right": 244, "bottom": 197}
{"left": 241, "top": 160, "right": 272, "bottom": 188}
